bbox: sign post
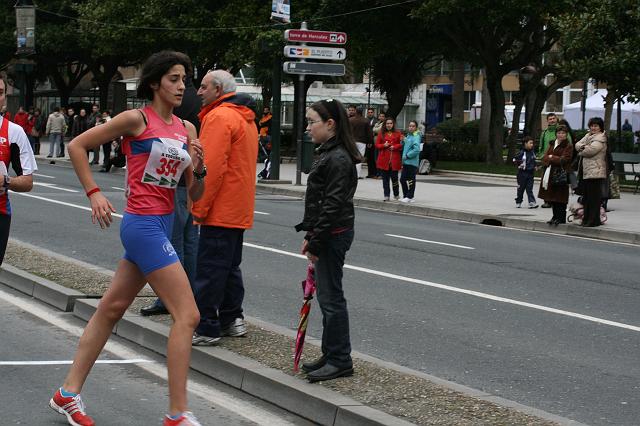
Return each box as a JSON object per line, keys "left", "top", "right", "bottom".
{"left": 283, "top": 24, "right": 348, "bottom": 185}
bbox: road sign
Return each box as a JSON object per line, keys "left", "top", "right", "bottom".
{"left": 284, "top": 30, "right": 347, "bottom": 45}
{"left": 284, "top": 45, "right": 346, "bottom": 61}
{"left": 283, "top": 62, "right": 346, "bottom": 77}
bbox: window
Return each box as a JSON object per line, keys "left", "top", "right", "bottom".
{"left": 464, "top": 91, "right": 476, "bottom": 111}
{"left": 545, "top": 90, "right": 563, "bottom": 113}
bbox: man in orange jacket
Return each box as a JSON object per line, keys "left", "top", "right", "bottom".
{"left": 191, "top": 70, "right": 259, "bottom": 346}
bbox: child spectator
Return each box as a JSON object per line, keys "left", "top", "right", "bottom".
{"left": 513, "top": 136, "right": 538, "bottom": 208}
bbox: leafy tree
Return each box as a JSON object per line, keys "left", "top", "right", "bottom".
{"left": 415, "top": 0, "right": 578, "bottom": 164}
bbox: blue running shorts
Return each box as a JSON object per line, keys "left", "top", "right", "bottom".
{"left": 120, "top": 212, "right": 178, "bottom": 275}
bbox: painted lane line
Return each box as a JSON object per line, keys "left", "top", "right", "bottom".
{"left": 33, "top": 182, "right": 79, "bottom": 193}
{"left": 385, "top": 233, "right": 474, "bottom": 250}
{"left": 0, "top": 288, "right": 298, "bottom": 426}
{"left": 33, "top": 173, "right": 56, "bottom": 179}
{"left": 111, "top": 186, "right": 126, "bottom": 191}
{"left": 0, "top": 359, "right": 152, "bottom": 366}
{"left": 254, "top": 211, "right": 270, "bottom": 215}
{"left": 12, "top": 193, "right": 124, "bottom": 218}
{"left": 242, "top": 242, "right": 640, "bottom": 333}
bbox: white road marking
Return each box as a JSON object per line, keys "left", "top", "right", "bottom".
{"left": 12, "top": 193, "right": 124, "bottom": 218}
{"left": 0, "top": 288, "right": 297, "bottom": 426}
{"left": 111, "top": 186, "right": 126, "bottom": 191}
{"left": 0, "top": 359, "right": 151, "bottom": 366}
{"left": 254, "top": 211, "right": 270, "bottom": 215}
{"left": 33, "top": 173, "right": 56, "bottom": 179}
{"left": 33, "top": 182, "right": 79, "bottom": 193}
{"left": 385, "top": 233, "right": 474, "bottom": 250}
{"left": 242, "top": 242, "right": 640, "bottom": 333}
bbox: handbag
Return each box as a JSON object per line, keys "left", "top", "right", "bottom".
{"left": 551, "top": 167, "right": 567, "bottom": 186}
{"left": 608, "top": 171, "right": 621, "bottom": 199}
{"left": 418, "top": 159, "right": 431, "bottom": 175}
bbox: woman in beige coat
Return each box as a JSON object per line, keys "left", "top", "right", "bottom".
{"left": 575, "top": 117, "right": 607, "bottom": 227}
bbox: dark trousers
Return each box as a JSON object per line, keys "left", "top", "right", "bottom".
{"left": 0, "top": 214, "right": 11, "bottom": 266}
{"left": 400, "top": 165, "right": 418, "bottom": 199}
{"left": 102, "top": 142, "right": 112, "bottom": 167}
{"left": 516, "top": 170, "right": 535, "bottom": 204}
{"left": 193, "top": 225, "right": 245, "bottom": 337}
{"left": 380, "top": 169, "right": 399, "bottom": 197}
{"left": 315, "top": 229, "right": 354, "bottom": 368}
{"left": 365, "top": 144, "right": 377, "bottom": 177}
{"left": 153, "top": 186, "right": 199, "bottom": 309}
{"left": 583, "top": 178, "right": 604, "bottom": 226}
{"left": 551, "top": 202, "right": 567, "bottom": 223}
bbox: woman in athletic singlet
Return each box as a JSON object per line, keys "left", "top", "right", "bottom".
{"left": 49, "top": 51, "right": 205, "bottom": 426}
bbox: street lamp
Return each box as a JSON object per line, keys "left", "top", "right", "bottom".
{"left": 15, "top": 0, "right": 36, "bottom": 55}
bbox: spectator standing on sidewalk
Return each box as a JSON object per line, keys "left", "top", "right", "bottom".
{"left": 29, "top": 108, "right": 45, "bottom": 154}
{"left": 13, "top": 106, "right": 29, "bottom": 130}
{"left": 63, "top": 107, "right": 75, "bottom": 157}
{"left": 72, "top": 108, "right": 90, "bottom": 158}
{"left": 45, "top": 107, "right": 67, "bottom": 164}
{"left": 365, "top": 107, "right": 378, "bottom": 178}
{"left": 87, "top": 104, "right": 101, "bottom": 164}
{"left": 538, "top": 113, "right": 558, "bottom": 208}
{"left": 575, "top": 117, "right": 607, "bottom": 227}
{"left": 538, "top": 125, "right": 573, "bottom": 225}
{"left": 513, "top": 136, "right": 538, "bottom": 208}
{"left": 375, "top": 117, "right": 403, "bottom": 201}
{"left": 348, "top": 105, "right": 372, "bottom": 179}
{"left": 400, "top": 120, "right": 421, "bottom": 203}
{"left": 191, "top": 70, "right": 258, "bottom": 346}
{"left": 296, "top": 98, "right": 361, "bottom": 382}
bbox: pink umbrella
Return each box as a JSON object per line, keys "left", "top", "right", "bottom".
{"left": 293, "top": 263, "right": 316, "bottom": 372}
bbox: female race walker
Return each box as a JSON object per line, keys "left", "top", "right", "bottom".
{"left": 49, "top": 51, "right": 205, "bottom": 426}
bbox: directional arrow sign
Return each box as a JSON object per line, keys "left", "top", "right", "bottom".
{"left": 283, "top": 62, "right": 346, "bottom": 77}
{"left": 284, "top": 45, "right": 346, "bottom": 61}
{"left": 284, "top": 30, "right": 347, "bottom": 45}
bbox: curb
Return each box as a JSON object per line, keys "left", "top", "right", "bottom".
{"left": 0, "top": 266, "right": 414, "bottom": 426}
{"left": 255, "top": 183, "right": 640, "bottom": 245}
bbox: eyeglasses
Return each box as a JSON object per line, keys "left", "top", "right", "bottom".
{"left": 307, "top": 119, "right": 322, "bottom": 126}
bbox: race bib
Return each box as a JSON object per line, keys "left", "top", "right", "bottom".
{"left": 142, "top": 138, "right": 191, "bottom": 188}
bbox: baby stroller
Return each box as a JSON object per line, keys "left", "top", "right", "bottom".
{"left": 257, "top": 137, "right": 271, "bottom": 179}
{"left": 567, "top": 197, "right": 607, "bottom": 225}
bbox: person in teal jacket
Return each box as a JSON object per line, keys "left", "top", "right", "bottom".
{"left": 400, "top": 120, "right": 421, "bottom": 203}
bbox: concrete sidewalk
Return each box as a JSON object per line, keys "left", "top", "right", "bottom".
{"left": 259, "top": 163, "right": 640, "bottom": 245}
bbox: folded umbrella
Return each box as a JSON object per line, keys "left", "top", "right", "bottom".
{"left": 293, "top": 263, "right": 316, "bottom": 372}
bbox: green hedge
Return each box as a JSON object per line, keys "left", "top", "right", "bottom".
{"left": 435, "top": 119, "right": 487, "bottom": 161}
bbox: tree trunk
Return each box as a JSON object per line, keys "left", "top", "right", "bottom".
{"left": 385, "top": 87, "right": 410, "bottom": 120}
{"left": 506, "top": 99, "right": 523, "bottom": 162}
{"left": 451, "top": 60, "right": 465, "bottom": 121}
{"left": 478, "top": 70, "right": 491, "bottom": 146}
{"left": 485, "top": 73, "right": 506, "bottom": 164}
{"left": 603, "top": 90, "right": 615, "bottom": 131}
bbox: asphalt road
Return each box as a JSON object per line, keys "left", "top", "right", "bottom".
{"left": 0, "top": 286, "right": 311, "bottom": 426}
{"left": 7, "top": 162, "right": 640, "bottom": 425}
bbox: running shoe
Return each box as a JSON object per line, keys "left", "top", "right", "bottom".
{"left": 220, "top": 318, "right": 247, "bottom": 337}
{"left": 192, "top": 332, "right": 221, "bottom": 346}
{"left": 163, "top": 411, "right": 202, "bottom": 426}
{"left": 49, "top": 388, "right": 95, "bottom": 426}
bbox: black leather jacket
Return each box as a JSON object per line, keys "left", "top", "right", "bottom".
{"left": 295, "top": 137, "right": 357, "bottom": 255}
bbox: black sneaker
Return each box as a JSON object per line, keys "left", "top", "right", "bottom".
{"left": 220, "top": 318, "right": 247, "bottom": 337}
{"left": 301, "top": 355, "right": 327, "bottom": 373}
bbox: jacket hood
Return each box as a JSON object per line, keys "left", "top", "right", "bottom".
{"left": 199, "top": 92, "right": 256, "bottom": 123}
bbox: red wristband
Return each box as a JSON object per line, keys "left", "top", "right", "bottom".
{"left": 86, "top": 187, "right": 101, "bottom": 198}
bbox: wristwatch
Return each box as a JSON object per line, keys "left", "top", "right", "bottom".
{"left": 2, "top": 175, "right": 10, "bottom": 189}
{"left": 193, "top": 166, "right": 207, "bottom": 181}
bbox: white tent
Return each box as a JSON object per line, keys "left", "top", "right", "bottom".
{"left": 562, "top": 89, "right": 640, "bottom": 131}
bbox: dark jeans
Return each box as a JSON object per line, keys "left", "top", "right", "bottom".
{"left": 314, "top": 229, "right": 354, "bottom": 368}
{"left": 153, "top": 186, "right": 199, "bottom": 309}
{"left": 0, "top": 214, "right": 10, "bottom": 266}
{"left": 102, "top": 142, "right": 111, "bottom": 166}
{"left": 380, "top": 169, "right": 399, "bottom": 197}
{"left": 400, "top": 165, "right": 418, "bottom": 199}
{"left": 516, "top": 170, "right": 535, "bottom": 204}
{"left": 193, "top": 225, "right": 245, "bottom": 337}
{"left": 365, "top": 144, "right": 377, "bottom": 177}
{"left": 551, "top": 202, "right": 567, "bottom": 223}
{"left": 583, "top": 178, "right": 604, "bottom": 226}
